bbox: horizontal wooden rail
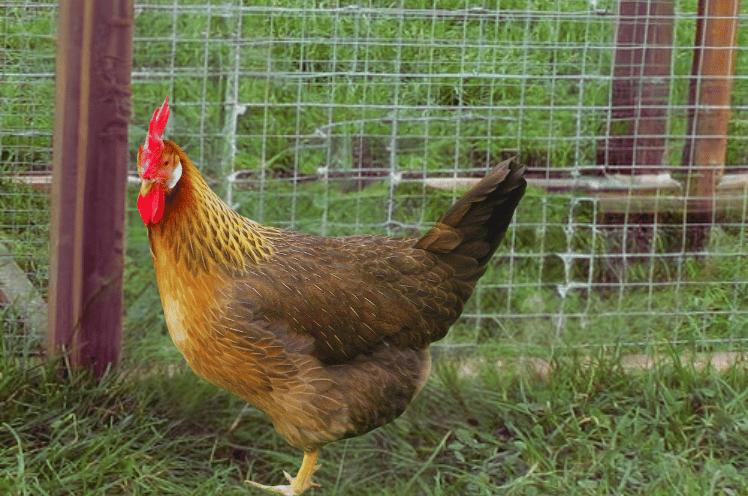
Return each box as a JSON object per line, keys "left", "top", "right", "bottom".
{"left": 11, "top": 169, "right": 747, "bottom": 219}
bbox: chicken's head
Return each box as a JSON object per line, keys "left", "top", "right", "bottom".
{"left": 137, "top": 96, "right": 182, "bottom": 225}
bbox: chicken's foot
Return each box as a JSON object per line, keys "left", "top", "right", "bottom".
{"left": 247, "top": 450, "right": 321, "bottom": 496}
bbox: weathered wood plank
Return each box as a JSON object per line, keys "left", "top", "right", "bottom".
{"left": 604, "top": 0, "right": 674, "bottom": 174}
{"left": 682, "top": 0, "right": 740, "bottom": 204}
{"left": 49, "top": 0, "right": 133, "bottom": 378}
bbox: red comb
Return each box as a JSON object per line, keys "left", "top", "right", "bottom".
{"left": 140, "top": 96, "right": 170, "bottom": 178}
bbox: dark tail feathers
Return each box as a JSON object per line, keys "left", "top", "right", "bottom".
{"left": 414, "top": 157, "right": 527, "bottom": 284}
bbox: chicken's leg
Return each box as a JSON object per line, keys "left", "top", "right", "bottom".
{"left": 247, "top": 451, "right": 321, "bottom": 496}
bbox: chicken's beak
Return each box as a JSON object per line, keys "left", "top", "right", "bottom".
{"left": 139, "top": 179, "right": 156, "bottom": 198}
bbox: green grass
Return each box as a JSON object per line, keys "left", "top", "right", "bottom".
{"left": 6, "top": 0, "right": 742, "bottom": 180}
{"left": 4, "top": 331, "right": 748, "bottom": 495}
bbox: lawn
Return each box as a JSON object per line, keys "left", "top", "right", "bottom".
{"left": 3, "top": 331, "right": 748, "bottom": 495}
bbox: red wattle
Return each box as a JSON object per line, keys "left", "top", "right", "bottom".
{"left": 137, "top": 187, "right": 165, "bottom": 225}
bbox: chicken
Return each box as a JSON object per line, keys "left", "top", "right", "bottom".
{"left": 137, "top": 97, "right": 527, "bottom": 495}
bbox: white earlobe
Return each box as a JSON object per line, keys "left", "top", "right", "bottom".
{"left": 167, "top": 158, "right": 183, "bottom": 190}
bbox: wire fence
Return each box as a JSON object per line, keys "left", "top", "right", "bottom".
{"left": 2, "top": 0, "right": 748, "bottom": 356}
{"left": 1, "top": 1, "right": 56, "bottom": 348}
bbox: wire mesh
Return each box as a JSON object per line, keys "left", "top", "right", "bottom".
{"left": 0, "top": 1, "right": 56, "bottom": 353}
{"left": 3, "top": 0, "right": 748, "bottom": 356}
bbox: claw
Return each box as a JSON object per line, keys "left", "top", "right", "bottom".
{"left": 246, "top": 451, "right": 321, "bottom": 495}
{"left": 246, "top": 480, "right": 295, "bottom": 496}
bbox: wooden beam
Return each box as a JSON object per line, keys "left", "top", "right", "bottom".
{"left": 49, "top": 0, "right": 133, "bottom": 378}
{"left": 604, "top": 0, "right": 674, "bottom": 174}
{"left": 682, "top": 0, "right": 740, "bottom": 208}
{"left": 426, "top": 174, "right": 748, "bottom": 217}
{"left": 595, "top": 192, "right": 747, "bottom": 216}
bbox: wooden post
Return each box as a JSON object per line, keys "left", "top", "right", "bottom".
{"left": 49, "top": 0, "right": 133, "bottom": 378}
{"left": 682, "top": 0, "right": 740, "bottom": 212}
{"left": 604, "top": 0, "right": 674, "bottom": 174}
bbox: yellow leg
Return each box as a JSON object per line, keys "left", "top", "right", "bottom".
{"left": 247, "top": 451, "right": 321, "bottom": 496}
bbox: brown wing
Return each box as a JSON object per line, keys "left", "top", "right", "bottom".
{"left": 230, "top": 231, "right": 463, "bottom": 364}
{"left": 228, "top": 157, "right": 526, "bottom": 365}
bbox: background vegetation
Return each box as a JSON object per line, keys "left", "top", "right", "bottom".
{"left": 2, "top": 1, "right": 748, "bottom": 494}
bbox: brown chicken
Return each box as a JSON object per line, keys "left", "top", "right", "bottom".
{"left": 137, "top": 97, "right": 526, "bottom": 495}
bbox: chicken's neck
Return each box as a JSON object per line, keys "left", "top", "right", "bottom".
{"left": 148, "top": 156, "right": 276, "bottom": 275}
